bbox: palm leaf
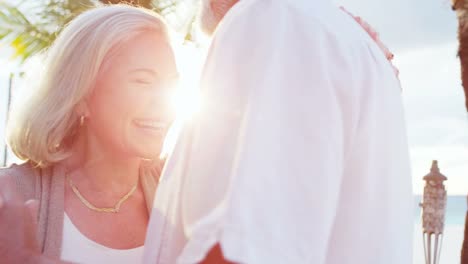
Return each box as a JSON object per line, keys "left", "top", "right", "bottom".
{"left": 99, "top": 0, "right": 153, "bottom": 9}
{"left": 0, "top": 3, "right": 54, "bottom": 62}
{"left": 0, "top": 0, "right": 186, "bottom": 63}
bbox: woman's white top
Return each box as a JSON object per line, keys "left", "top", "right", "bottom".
{"left": 144, "top": 0, "right": 414, "bottom": 263}
{"left": 61, "top": 213, "right": 144, "bottom": 264}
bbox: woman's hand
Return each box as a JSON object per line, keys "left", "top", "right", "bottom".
{"left": 0, "top": 178, "right": 43, "bottom": 264}
{"left": 0, "top": 179, "right": 73, "bottom": 264}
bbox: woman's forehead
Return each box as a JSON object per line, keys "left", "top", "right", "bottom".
{"left": 104, "top": 34, "right": 176, "bottom": 75}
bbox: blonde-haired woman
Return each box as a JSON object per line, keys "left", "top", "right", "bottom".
{"left": 0, "top": 4, "right": 178, "bottom": 263}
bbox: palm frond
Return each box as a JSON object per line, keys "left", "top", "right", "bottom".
{"left": 0, "top": 0, "right": 190, "bottom": 63}
{"left": 0, "top": 3, "right": 54, "bottom": 62}
{"left": 99, "top": 0, "right": 153, "bottom": 9}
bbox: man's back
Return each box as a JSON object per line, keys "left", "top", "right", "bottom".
{"left": 144, "top": 1, "right": 413, "bottom": 263}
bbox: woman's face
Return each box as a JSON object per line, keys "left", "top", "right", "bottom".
{"left": 86, "top": 33, "right": 178, "bottom": 160}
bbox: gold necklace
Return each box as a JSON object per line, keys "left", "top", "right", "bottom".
{"left": 67, "top": 175, "right": 137, "bottom": 213}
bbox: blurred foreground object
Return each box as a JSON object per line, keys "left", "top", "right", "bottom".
{"left": 461, "top": 194, "right": 468, "bottom": 264}
{"left": 452, "top": 0, "right": 468, "bottom": 111}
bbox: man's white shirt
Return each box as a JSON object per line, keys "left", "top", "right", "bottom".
{"left": 144, "top": 0, "right": 413, "bottom": 263}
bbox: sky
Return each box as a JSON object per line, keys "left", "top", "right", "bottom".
{"left": 335, "top": 0, "right": 468, "bottom": 195}
{"left": 1, "top": 0, "right": 467, "bottom": 194}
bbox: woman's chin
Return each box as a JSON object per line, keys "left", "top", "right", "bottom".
{"left": 133, "top": 143, "right": 163, "bottom": 160}
{"left": 126, "top": 130, "right": 165, "bottom": 159}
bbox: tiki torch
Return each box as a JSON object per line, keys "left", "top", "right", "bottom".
{"left": 419, "top": 160, "right": 447, "bottom": 264}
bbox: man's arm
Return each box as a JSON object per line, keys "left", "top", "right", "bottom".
{"left": 200, "top": 244, "right": 236, "bottom": 264}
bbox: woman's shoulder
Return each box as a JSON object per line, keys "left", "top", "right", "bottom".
{"left": 0, "top": 162, "right": 38, "bottom": 180}
{"left": 0, "top": 162, "right": 40, "bottom": 200}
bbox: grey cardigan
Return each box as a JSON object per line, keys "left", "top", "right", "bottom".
{"left": 0, "top": 161, "right": 161, "bottom": 259}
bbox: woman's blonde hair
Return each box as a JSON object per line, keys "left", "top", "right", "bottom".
{"left": 7, "top": 4, "right": 169, "bottom": 168}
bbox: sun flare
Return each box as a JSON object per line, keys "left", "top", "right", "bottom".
{"left": 160, "top": 42, "right": 206, "bottom": 158}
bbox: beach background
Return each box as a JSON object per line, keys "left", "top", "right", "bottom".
{"left": 1, "top": 0, "right": 468, "bottom": 263}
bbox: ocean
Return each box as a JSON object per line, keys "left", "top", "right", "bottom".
{"left": 414, "top": 195, "right": 467, "bottom": 226}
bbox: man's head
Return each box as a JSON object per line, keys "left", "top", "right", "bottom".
{"left": 199, "top": 0, "right": 239, "bottom": 35}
